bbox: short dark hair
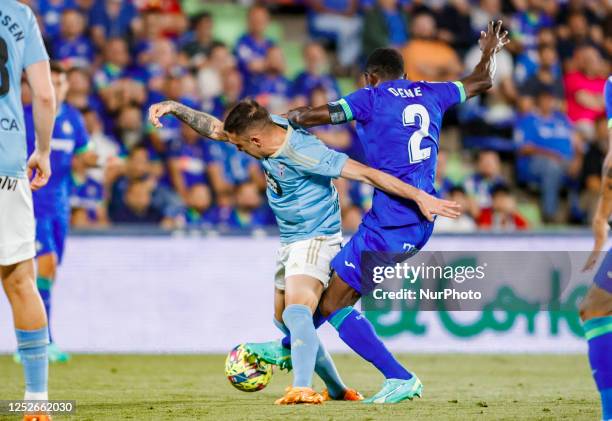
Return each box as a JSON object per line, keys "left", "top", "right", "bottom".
{"left": 490, "top": 183, "right": 511, "bottom": 197}
{"left": 365, "top": 48, "right": 404, "bottom": 80}
{"left": 223, "top": 99, "right": 271, "bottom": 135}
{"left": 50, "top": 61, "right": 66, "bottom": 75}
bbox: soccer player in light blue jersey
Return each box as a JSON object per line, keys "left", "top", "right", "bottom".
{"left": 23, "top": 62, "right": 97, "bottom": 364}
{"left": 148, "top": 99, "right": 460, "bottom": 404}
{"left": 0, "top": 0, "right": 56, "bottom": 414}
{"left": 580, "top": 75, "right": 612, "bottom": 421}
{"left": 281, "top": 21, "right": 509, "bottom": 403}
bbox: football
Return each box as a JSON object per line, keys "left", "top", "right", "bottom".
{"left": 224, "top": 344, "right": 273, "bottom": 392}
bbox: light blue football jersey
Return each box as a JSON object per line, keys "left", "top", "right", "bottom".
{"left": 262, "top": 115, "right": 348, "bottom": 243}
{"left": 0, "top": 1, "right": 49, "bottom": 178}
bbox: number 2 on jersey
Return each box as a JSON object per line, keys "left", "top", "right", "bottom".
{"left": 402, "top": 104, "right": 431, "bottom": 164}
{"left": 0, "top": 37, "right": 10, "bottom": 97}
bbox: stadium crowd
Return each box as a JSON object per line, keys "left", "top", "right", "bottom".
{"left": 22, "top": 0, "right": 610, "bottom": 232}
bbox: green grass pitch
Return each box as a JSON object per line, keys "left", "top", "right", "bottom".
{"left": 0, "top": 354, "right": 600, "bottom": 420}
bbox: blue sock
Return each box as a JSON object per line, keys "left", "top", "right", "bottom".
{"left": 584, "top": 316, "right": 612, "bottom": 420}
{"left": 282, "top": 305, "right": 319, "bottom": 388}
{"left": 274, "top": 318, "right": 347, "bottom": 398}
{"left": 37, "top": 277, "right": 53, "bottom": 343}
{"left": 16, "top": 327, "right": 49, "bottom": 399}
{"left": 281, "top": 309, "right": 326, "bottom": 349}
{"left": 329, "top": 307, "right": 412, "bottom": 380}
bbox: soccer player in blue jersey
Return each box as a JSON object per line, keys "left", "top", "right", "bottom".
{"left": 580, "top": 76, "right": 612, "bottom": 421}
{"left": 0, "top": 1, "right": 56, "bottom": 416}
{"left": 148, "top": 99, "right": 460, "bottom": 404}
{"left": 23, "top": 62, "right": 97, "bottom": 363}
{"left": 273, "top": 21, "right": 510, "bottom": 403}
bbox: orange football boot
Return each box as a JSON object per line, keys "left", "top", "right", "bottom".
{"left": 321, "top": 388, "right": 364, "bottom": 401}
{"left": 23, "top": 415, "right": 52, "bottom": 421}
{"left": 274, "top": 386, "right": 324, "bottom": 405}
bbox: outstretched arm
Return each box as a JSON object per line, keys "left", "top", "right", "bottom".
{"left": 148, "top": 100, "right": 228, "bottom": 141}
{"left": 340, "top": 159, "right": 461, "bottom": 221}
{"left": 285, "top": 104, "right": 332, "bottom": 128}
{"left": 461, "top": 20, "right": 510, "bottom": 99}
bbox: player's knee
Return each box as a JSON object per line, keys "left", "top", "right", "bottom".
{"left": 4, "top": 272, "right": 37, "bottom": 303}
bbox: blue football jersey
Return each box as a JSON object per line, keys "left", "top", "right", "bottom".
{"left": 25, "top": 103, "right": 90, "bottom": 217}
{"left": 261, "top": 115, "right": 348, "bottom": 243}
{"left": 333, "top": 79, "right": 466, "bottom": 227}
{"left": 605, "top": 76, "right": 612, "bottom": 128}
{"left": 0, "top": 1, "right": 49, "bottom": 178}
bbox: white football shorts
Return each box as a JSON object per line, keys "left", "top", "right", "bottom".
{"left": 274, "top": 233, "right": 343, "bottom": 290}
{"left": 0, "top": 176, "right": 36, "bottom": 266}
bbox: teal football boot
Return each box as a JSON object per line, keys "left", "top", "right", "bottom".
{"left": 362, "top": 375, "right": 423, "bottom": 404}
{"left": 244, "top": 341, "right": 292, "bottom": 371}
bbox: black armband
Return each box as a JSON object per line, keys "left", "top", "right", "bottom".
{"left": 328, "top": 100, "right": 351, "bottom": 124}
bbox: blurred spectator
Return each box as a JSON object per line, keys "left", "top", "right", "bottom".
{"left": 247, "top": 46, "right": 291, "bottom": 114}
{"left": 563, "top": 45, "right": 606, "bottom": 139}
{"left": 37, "top": 0, "right": 76, "bottom": 39}
{"left": 66, "top": 67, "right": 104, "bottom": 115}
{"left": 53, "top": 8, "right": 94, "bottom": 67}
{"left": 470, "top": 0, "right": 503, "bottom": 34}
{"left": 464, "top": 150, "right": 506, "bottom": 215}
{"left": 436, "top": 0, "right": 473, "bottom": 57}
{"left": 234, "top": 5, "right": 275, "bottom": 83}
{"left": 515, "top": 87, "right": 577, "bottom": 223}
{"left": 362, "top": 0, "right": 409, "bottom": 59}
{"left": 477, "top": 184, "right": 528, "bottom": 231}
{"left": 556, "top": 11, "right": 601, "bottom": 66}
{"left": 402, "top": 12, "right": 462, "bottom": 81}
{"left": 110, "top": 179, "right": 164, "bottom": 224}
{"left": 435, "top": 186, "right": 477, "bottom": 232}
{"left": 184, "top": 184, "right": 217, "bottom": 228}
{"left": 291, "top": 42, "right": 340, "bottom": 106}
{"left": 308, "top": 0, "right": 362, "bottom": 70}
{"left": 90, "top": 0, "right": 141, "bottom": 48}
{"left": 137, "top": 0, "right": 187, "bottom": 38}
{"left": 70, "top": 158, "right": 108, "bottom": 228}
{"left": 510, "top": 0, "right": 553, "bottom": 52}
{"left": 94, "top": 38, "right": 147, "bottom": 114}
{"left": 515, "top": 30, "right": 561, "bottom": 86}
{"left": 180, "top": 12, "right": 220, "bottom": 68}
{"left": 82, "top": 109, "right": 124, "bottom": 189}
{"left": 167, "top": 123, "right": 214, "bottom": 204}
{"left": 218, "top": 182, "right": 275, "bottom": 229}
{"left": 202, "top": 68, "right": 244, "bottom": 119}
{"left": 519, "top": 43, "right": 564, "bottom": 112}
{"left": 197, "top": 43, "right": 237, "bottom": 103}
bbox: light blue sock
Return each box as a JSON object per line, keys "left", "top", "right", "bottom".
{"left": 16, "top": 327, "right": 49, "bottom": 398}
{"left": 282, "top": 304, "right": 319, "bottom": 388}
{"left": 584, "top": 316, "right": 612, "bottom": 421}
{"left": 274, "top": 318, "right": 347, "bottom": 398}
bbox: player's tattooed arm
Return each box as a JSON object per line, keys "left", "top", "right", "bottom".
{"left": 461, "top": 20, "right": 509, "bottom": 99}
{"left": 340, "top": 159, "right": 461, "bottom": 221}
{"left": 148, "top": 101, "right": 228, "bottom": 141}
{"left": 285, "top": 105, "right": 332, "bottom": 128}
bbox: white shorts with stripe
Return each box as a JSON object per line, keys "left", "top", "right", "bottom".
{"left": 0, "top": 176, "right": 36, "bottom": 266}
{"left": 274, "top": 233, "right": 343, "bottom": 290}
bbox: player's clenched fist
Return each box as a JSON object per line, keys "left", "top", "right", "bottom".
{"left": 27, "top": 149, "right": 51, "bottom": 191}
{"left": 148, "top": 100, "right": 176, "bottom": 128}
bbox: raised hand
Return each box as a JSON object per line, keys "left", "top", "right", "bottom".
{"left": 479, "top": 20, "right": 510, "bottom": 55}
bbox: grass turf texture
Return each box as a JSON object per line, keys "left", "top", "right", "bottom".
{"left": 0, "top": 354, "right": 599, "bottom": 421}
